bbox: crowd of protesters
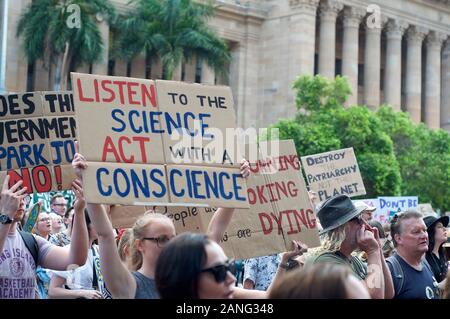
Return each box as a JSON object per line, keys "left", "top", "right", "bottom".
{"left": 0, "top": 149, "right": 448, "bottom": 299}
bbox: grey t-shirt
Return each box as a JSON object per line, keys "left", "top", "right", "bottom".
{"left": 132, "top": 271, "right": 160, "bottom": 299}
{"left": 0, "top": 230, "right": 52, "bottom": 299}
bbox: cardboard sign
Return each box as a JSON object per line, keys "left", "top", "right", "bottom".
{"left": 155, "top": 80, "right": 240, "bottom": 167}
{"left": 377, "top": 196, "right": 418, "bottom": 224}
{"left": 110, "top": 205, "right": 209, "bottom": 234}
{"left": 72, "top": 73, "right": 247, "bottom": 208}
{"left": 110, "top": 140, "right": 321, "bottom": 260}
{"left": 301, "top": 147, "right": 366, "bottom": 202}
{"left": 0, "top": 92, "right": 77, "bottom": 193}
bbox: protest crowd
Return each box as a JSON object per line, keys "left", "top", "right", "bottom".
{"left": 0, "top": 154, "right": 448, "bottom": 299}
{"left": 0, "top": 76, "right": 449, "bottom": 301}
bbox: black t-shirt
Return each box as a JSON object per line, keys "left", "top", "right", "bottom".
{"left": 388, "top": 254, "right": 440, "bottom": 299}
{"left": 425, "top": 251, "right": 448, "bottom": 283}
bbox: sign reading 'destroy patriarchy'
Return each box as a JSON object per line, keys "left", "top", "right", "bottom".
{"left": 71, "top": 73, "right": 247, "bottom": 208}
{"left": 110, "top": 140, "right": 321, "bottom": 260}
{"left": 0, "top": 92, "right": 77, "bottom": 193}
{"left": 301, "top": 147, "right": 366, "bottom": 202}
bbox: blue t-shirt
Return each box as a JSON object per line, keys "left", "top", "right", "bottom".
{"left": 388, "top": 254, "right": 440, "bottom": 299}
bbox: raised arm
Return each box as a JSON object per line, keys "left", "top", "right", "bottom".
{"left": 41, "top": 179, "right": 89, "bottom": 270}
{"left": 0, "top": 177, "right": 27, "bottom": 252}
{"left": 72, "top": 150, "right": 136, "bottom": 299}
{"left": 48, "top": 274, "right": 102, "bottom": 299}
{"left": 207, "top": 160, "right": 250, "bottom": 243}
{"left": 357, "top": 225, "right": 385, "bottom": 299}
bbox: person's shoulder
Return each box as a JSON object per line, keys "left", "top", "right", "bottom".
{"left": 307, "top": 251, "right": 345, "bottom": 265}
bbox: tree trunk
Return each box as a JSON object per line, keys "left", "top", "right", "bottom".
{"left": 60, "top": 42, "right": 70, "bottom": 90}
{"left": 54, "top": 42, "right": 69, "bottom": 90}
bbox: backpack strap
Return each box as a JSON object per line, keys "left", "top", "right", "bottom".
{"left": 18, "top": 230, "right": 39, "bottom": 266}
{"left": 386, "top": 254, "right": 404, "bottom": 297}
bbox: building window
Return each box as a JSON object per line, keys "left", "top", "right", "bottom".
{"left": 358, "top": 64, "right": 364, "bottom": 86}
{"left": 26, "top": 63, "right": 35, "bottom": 91}
{"left": 126, "top": 62, "right": 132, "bottom": 77}
{"left": 195, "top": 59, "right": 201, "bottom": 83}
{"left": 314, "top": 54, "right": 319, "bottom": 75}
{"left": 335, "top": 59, "right": 342, "bottom": 76}
{"left": 108, "top": 60, "right": 115, "bottom": 76}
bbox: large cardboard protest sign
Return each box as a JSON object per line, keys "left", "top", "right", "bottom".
{"left": 110, "top": 140, "right": 321, "bottom": 259}
{"left": 218, "top": 140, "right": 320, "bottom": 259}
{"left": 156, "top": 80, "right": 240, "bottom": 167}
{"left": 71, "top": 73, "right": 247, "bottom": 208}
{"left": 0, "top": 92, "right": 76, "bottom": 193}
{"left": 376, "top": 196, "right": 418, "bottom": 224}
{"left": 301, "top": 147, "right": 366, "bottom": 202}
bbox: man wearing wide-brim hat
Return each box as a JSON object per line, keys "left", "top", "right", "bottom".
{"left": 304, "top": 195, "right": 394, "bottom": 299}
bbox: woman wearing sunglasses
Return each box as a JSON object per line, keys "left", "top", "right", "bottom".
{"left": 155, "top": 232, "right": 307, "bottom": 299}
{"left": 72, "top": 150, "right": 252, "bottom": 299}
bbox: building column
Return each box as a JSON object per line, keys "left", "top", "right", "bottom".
{"left": 318, "top": 0, "right": 343, "bottom": 78}
{"left": 342, "top": 7, "right": 365, "bottom": 106}
{"left": 405, "top": 26, "right": 428, "bottom": 123}
{"left": 442, "top": 40, "right": 450, "bottom": 132}
{"left": 172, "top": 63, "right": 182, "bottom": 81}
{"left": 201, "top": 62, "right": 215, "bottom": 85}
{"left": 91, "top": 21, "right": 109, "bottom": 75}
{"left": 424, "top": 32, "right": 446, "bottom": 129}
{"left": 184, "top": 57, "right": 196, "bottom": 82}
{"left": 364, "top": 18, "right": 385, "bottom": 109}
{"left": 289, "top": 0, "right": 320, "bottom": 76}
{"left": 384, "top": 19, "right": 408, "bottom": 111}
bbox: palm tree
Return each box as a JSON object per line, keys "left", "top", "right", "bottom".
{"left": 114, "top": 0, "right": 230, "bottom": 80}
{"left": 17, "top": 0, "right": 116, "bottom": 90}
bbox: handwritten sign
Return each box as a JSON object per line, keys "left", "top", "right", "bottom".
{"left": 301, "top": 147, "right": 366, "bottom": 202}
{"left": 377, "top": 196, "right": 418, "bottom": 224}
{"left": 0, "top": 92, "right": 77, "bottom": 193}
{"left": 71, "top": 73, "right": 247, "bottom": 208}
{"left": 110, "top": 140, "right": 320, "bottom": 259}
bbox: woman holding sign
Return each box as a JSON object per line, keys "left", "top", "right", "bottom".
{"left": 72, "top": 151, "right": 251, "bottom": 299}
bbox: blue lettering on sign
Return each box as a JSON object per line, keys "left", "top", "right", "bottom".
{"left": 232, "top": 173, "right": 246, "bottom": 201}
{"left": 149, "top": 169, "right": 166, "bottom": 198}
{"left": 191, "top": 170, "right": 205, "bottom": 199}
{"left": 111, "top": 109, "right": 126, "bottom": 132}
{"left": 0, "top": 143, "right": 50, "bottom": 170}
{"left": 50, "top": 140, "right": 75, "bottom": 164}
{"left": 97, "top": 168, "right": 112, "bottom": 196}
{"left": 114, "top": 168, "right": 130, "bottom": 197}
{"left": 169, "top": 169, "right": 184, "bottom": 197}
{"left": 218, "top": 172, "right": 232, "bottom": 200}
{"left": 97, "top": 167, "right": 168, "bottom": 199}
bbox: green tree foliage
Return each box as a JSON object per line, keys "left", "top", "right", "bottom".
{"left": 376, "top": 106, "right": 450, "bottom": 212}
{"left": 270, "top": 74, "right": 450, "bottom": 212}
{"left": 17, "top": 0, "right": 116, "bottom": 90}
{"left": 114, "top": 0, "right": 230, "bottom": 80}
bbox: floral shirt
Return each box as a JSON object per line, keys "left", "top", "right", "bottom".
{"left": 243, "top": 254, "right": 280, "bottom": 291}
{"left": 49, "top": 232, "right": 71, "bottom": 247}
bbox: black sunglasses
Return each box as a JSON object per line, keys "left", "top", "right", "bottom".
{"left": 201, "top": 260, "right": 235, "bottom": 283}
{"left": 350, "top": 214, "right": 363, "bottom": 224}
{"left": 142, "top": 235, "right": 173, "bottom": 248}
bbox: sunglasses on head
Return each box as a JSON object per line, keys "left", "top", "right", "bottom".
{"left": 201, "top": 260, "right": 235, "bottom": 283}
